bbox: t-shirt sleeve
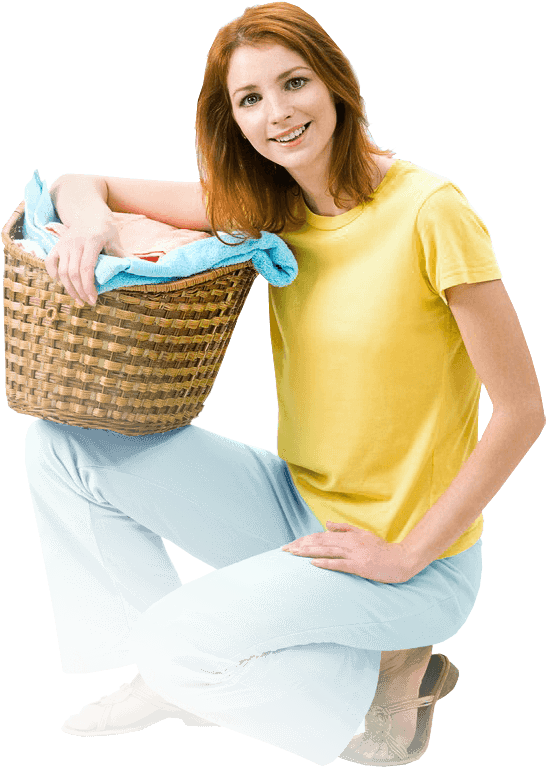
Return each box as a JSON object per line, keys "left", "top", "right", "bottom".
{"left": 416, "top": 182, "right": 502, "bottom": 306}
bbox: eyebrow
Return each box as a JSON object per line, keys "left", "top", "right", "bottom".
{"left": 232, "top": 66, "right": 312, "bottom": 98}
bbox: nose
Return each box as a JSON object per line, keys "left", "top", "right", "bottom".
{"left": 266, "top": 92, "right": 295, "bottom": 125}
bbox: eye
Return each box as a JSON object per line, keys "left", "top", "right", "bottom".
{"left": 239, "top": 76, "right": 309, "bottom": 107}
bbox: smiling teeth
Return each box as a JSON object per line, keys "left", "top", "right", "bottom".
{"left": 275, "top": 124, "right": 307, "bottom": 142}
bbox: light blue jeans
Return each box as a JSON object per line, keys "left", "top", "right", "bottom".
{"left": 24, "top": 419, "right": 482, "bottom": 765}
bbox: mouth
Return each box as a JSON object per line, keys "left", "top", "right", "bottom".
{"left": 270, "top": 122, "right": 311, "bottom": 144}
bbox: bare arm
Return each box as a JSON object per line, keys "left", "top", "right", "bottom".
{"left": 50, "top": 174, "right": 213, "bottom": 232}
{"left": 49, "top": 175, "right": 114, "bottom": 229}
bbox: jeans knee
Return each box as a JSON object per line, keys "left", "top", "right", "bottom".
{"left": 25, "top": 419, "right": 64, "bottom": 462}
{"left": 24, "top": 420, "right": 87, "bottom": 482}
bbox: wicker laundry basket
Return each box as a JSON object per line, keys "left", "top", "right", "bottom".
{"left": 3, "top": 201, "right": 259, "bottom": 435}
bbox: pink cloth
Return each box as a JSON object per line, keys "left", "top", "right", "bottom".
{"left": 45, "top": 213, "right": 211, "bottom": 262}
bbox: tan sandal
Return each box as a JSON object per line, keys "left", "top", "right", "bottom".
{"left": 61, "top": 673, "right": 220, "bottom": 737}
{"left": 339, "top": 653, "right": 459, "bottom": 766}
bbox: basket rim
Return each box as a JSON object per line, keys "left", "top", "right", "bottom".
{"left": 2, "top": 200, "right": 257, "bottom": 293}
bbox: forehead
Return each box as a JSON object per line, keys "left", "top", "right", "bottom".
{"left": 227, "top": 43, "right": 310, "bottom": 89}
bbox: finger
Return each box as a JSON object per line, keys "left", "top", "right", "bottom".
{"left": 291, "top": 547, "right": 346, "bottom": 558}
{"left": 80, "top": 241, "right": 99, "bottom": 303}
{"left": 67, "top": 252, "right": 85, "bottom": 301}
{"left": 310, "top": 559, "right": 346, "bottom": 571}
{"left": 58, "top": 249, "right": 84, "bottom": 306}
{"left": 72, "top": 239, "right": 100, "bottom": 305}
{"left": 44, "top": 247, "right": 59, "bottom": 281}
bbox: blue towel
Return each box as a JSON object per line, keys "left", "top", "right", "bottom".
{"left": 21, "top": 170, "right": 298, "bottom": 293}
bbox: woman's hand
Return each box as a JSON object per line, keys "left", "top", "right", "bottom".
{"left": 44, "top": 219, "right": 130, "bottom": 307}
{"left": 281, "top": 521, "right": 420, "bottom": 584}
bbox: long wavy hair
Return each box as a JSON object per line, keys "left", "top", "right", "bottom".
{"left": 195, "top": 2, "right": 395, "bottom": 244}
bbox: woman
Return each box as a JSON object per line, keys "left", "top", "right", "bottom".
{"left": 25, "top": 3, "right": 544, "bottom": 766}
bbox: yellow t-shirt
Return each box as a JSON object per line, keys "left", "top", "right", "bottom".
{"left": 269, "top": 158, "right": 503, "bottom": 559}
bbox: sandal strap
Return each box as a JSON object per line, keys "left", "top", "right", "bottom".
{"left": 95, "top": 674, "right": 184, "bottom": 722}
{"left": 370, "top": 693, "right": 435, "bottom": 716}
{"left": 131, "top": 684, "right": 184, "bottom": 713}
{"left": 363, "top": 695, "right": 435, "bottom": 760}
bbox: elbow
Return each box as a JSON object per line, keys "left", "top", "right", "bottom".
{"left": 494, "top": 405, "right": 546, "bottom": 431}
{"left": 49, "top": 174, "right": 71, "bottom": 199}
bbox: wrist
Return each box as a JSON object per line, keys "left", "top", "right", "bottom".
{"left": 397, "top": 539, "right": 430, "bottom": 579}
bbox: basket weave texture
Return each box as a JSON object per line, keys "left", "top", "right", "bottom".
{"left": 3, "top": 202, "right": 258, "bottom": 435}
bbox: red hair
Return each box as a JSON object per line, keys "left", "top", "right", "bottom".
{"left": 195, "top": 2, "right": 395, "bottom": 244}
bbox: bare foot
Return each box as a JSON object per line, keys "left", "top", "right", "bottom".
{"left": 347, "top": 647, "right": 432, "bottom": 761}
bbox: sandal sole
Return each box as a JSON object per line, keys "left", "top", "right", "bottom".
{"left": 339, "top": 653, "right": 458, "bottom": 766}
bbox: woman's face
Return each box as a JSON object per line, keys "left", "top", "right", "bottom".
{"left": 226, "top": 42, "right": 338, "bottom": 184}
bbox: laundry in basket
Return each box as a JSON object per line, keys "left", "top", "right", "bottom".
{"left": 17, "top": 170, "right": 298, "bottom": 293}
